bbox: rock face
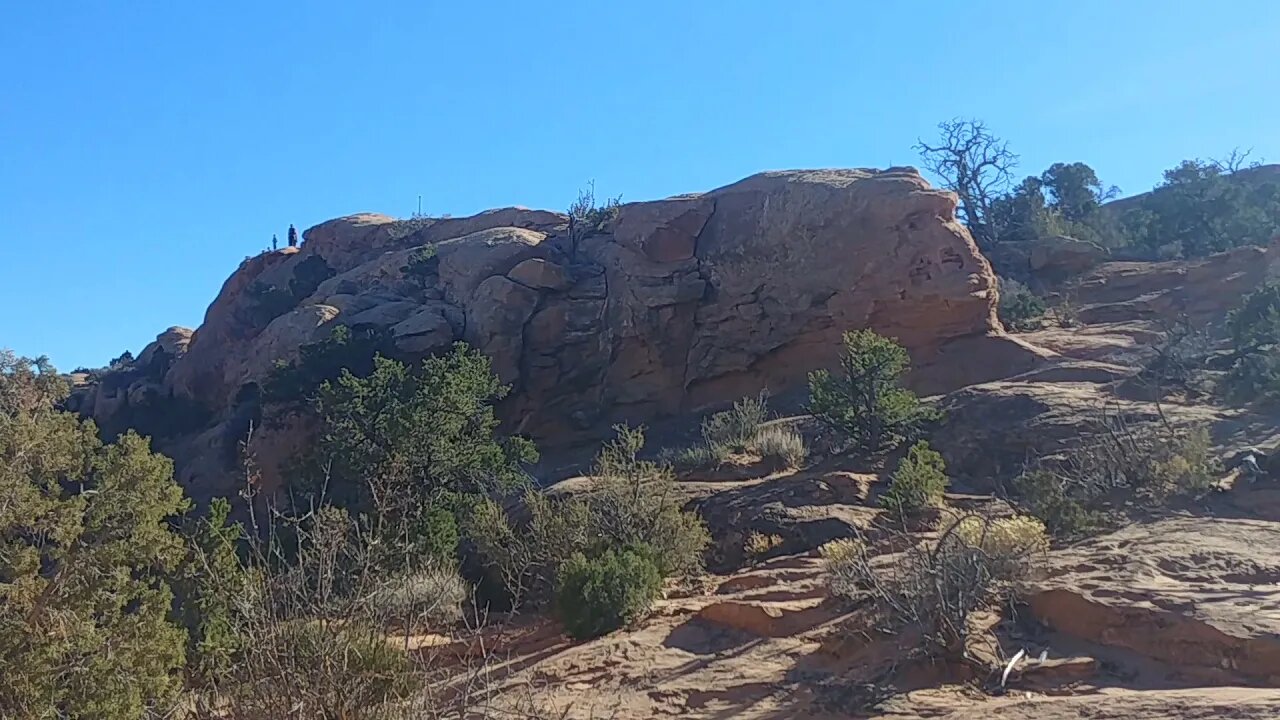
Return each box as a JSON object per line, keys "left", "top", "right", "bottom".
{"left": 85, "top": 168, "right": 1044, "bottom": 496}
{"left": 1029, "top": 516, "right": 1280, "bottom": 686}
{"left": 67, "top": 326, "right": 197, "bottom": 440}
{"left": 1069, "top": 240, "right": 1280, "bottom": 325}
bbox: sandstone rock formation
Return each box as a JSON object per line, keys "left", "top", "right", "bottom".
{"left": 79, "top": 168, "right": 1046, "bottom": 497}
{"left": 987, "top": 234, "right": 1110, "bottom": 281}
{"left": 1069, "top": 239, "right": 1280, "bottom": 325}
{"left": 1029, "top": 516, "right": 1280, "bottom": 687}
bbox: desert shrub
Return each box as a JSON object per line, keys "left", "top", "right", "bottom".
{"left": 387, "top": 214, "right": 435, "bottom": 241}
{"left": 467, "top": 489, "right": 592, "bottom": 609}
{"left": 808, "top": 330, "right": 937, "bottom": 454}
{"left": 945, "top": 511, "right": 1049, "bottom": 578}
{"left": 667, "top": 441, "right": 731, "bottom": 471}
{"left": 1138, "top": 316, "right": 1213, "bottom": 397}
{"left": 400, "top": 245, "right": 439, "bottom": 291}
{"left": 470, "top": 425, "right": 709, "bottom": 609}
{"left": 567, "top": 181, "right": 622, "bottom": 250}
{"left": 587, "top": 425, "right": 711, "bottom": 578}
{"left": 231, "top": 620, "right": 419, "bottom": 718}
{"left": 752, "top": 425, "right": 808, "bottom": 468}
{"left": 374, "top": 566, "right": 469, "bottom": 626}
{"left": 819, "top": 538, "right": 867, "bottom": 599}
{"left": 1010, "top": 470, "right": 1102, "bottom": 537}
{"left": 1223, "top": 282, "right": 1280, "bottom": 402}
{"left": 172, "top": 497, "right": 248, "bottom": 685}
{"left": 701, "top": 391, "right": 770, "bottom": 450}
{"left": 264, "top": 324, "right": 403, "bottom": 404}
{"left": 879, "top": 441, "right": 948, "bottom": 515}
{"left": 997, "top": 277, "right": 1047, "bottom": 331}
{"left": 671, "top": 392, "right": 808, "bottom": 471}
{"left": 744, "top": 531, "right": 784, "bottom": 561}
{"left": 0, "top": 351, "right": 189, "bottom": 719}
{"left": 202, "top": 503, "right": 472, "bottom": 719}
{"left": 1051, "top": 292, "right": 1081, "bottom": 328}
{"left": 298, "top": 345, "right": 537, "bottom": 567}
{"left": 555, "top": 546, "right": 663, "bottom": 640}
{"left": 822, "top": 512, "right": 1046, "bottom": 657}
{"left": 1013, "top": 410, "right": 1218, "bottom": 536}
{"left": 1224, "top": 352, "right": 1280, "bottom": 404}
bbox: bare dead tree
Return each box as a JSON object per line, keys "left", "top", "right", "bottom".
{"left": 915, "top": 119, "right": 1018, "bottom": 247}
{"left": 1211, "top": 147, "right": 1258, "bottom": 174}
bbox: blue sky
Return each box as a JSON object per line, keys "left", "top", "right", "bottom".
{"left": 3, "top": 1, "right": 1278, "bottom": 370}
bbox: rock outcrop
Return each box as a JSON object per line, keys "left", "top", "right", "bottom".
{"left": 1029, "top": 516, "right": 1280, "bottom": 686}
{"left": 987, "top": 234, "right": 1110, "bottom": 282}
{"left": 1069, "top": 239, "right": 1280, "bottom": 325}
{"left": 81, "top": 168, "right": 1044, "bottom": 497}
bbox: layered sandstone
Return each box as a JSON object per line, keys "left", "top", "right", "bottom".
{"left": 78, "top": 168, "right": 1044, "bottom": 496}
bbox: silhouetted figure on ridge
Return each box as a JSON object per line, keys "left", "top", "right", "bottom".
{"left": 287, "top": 224, "right": 298, "bottom": 248}
{"left": 272, "top": 234, "right": 278, "bottom": 251}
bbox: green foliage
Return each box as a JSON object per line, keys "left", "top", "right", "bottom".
{"left": 701, "top": 392, "right": 770, "bottom": 451}
{"left": 752, "top": 425, "right": 808, "bottom": 469}
{"left": 1041, "top": 161, "right": 1117, "bottom": 222}
{"left": 400, "top": 245, "right": 439, "bottom": 291}
{"left": 808, "top": 330, "right": 936, "bottom": 454}
{"left": 671, "top": 391, "right": 807, "bottom": 470}
{"left": 566, "top": 181, "right": 622, "bottom": 256}
{"left": 1014, "top": 415, "right": 1218, "bottom": 537}
{"left": 470, "top": 425, "right": 708, "bottom": 609}
{"left": 0, "top": 351, "right": 189, "bottom": 719}
{"left": 1224, "top": 282, "right": 1280, "bottom": 402}
{"left": 1123, "top": 157, "right": 1280, "bottom": 258}
{"left": 264, "top": 324, "right": 401, "bottom": 403}
{"left": 306, "top": 345, "right": 537, "bottom": 565}
{"left": 243, "top": 255, "right": 336, "bottom": 328}
{"left": 667, "top": 441, "right": 731, "bottom": 471}
{"left": 988, "top": 162, "right": 1120, "bottom": 247}
{"left": 109, "top": 350, "right": 135, "bottom": 369}
{"left": 555, "top": 546, "right": 662, "bottom": 640}
{"left": 468, "top": 489, "right": 593, "bottom": 608}
{"left": 172, "top": 498, "right": 247, "bottom": 685}
{"left": 1011, "top": 470, "right": 1102, "bottom": 537}
{"left": 387, "top": 214, "right": 435, "bottom": 241}
{"left": 997, "top": 277, "right": 1047, "bottom": 331}
{"left": 588, "top": 426, "right": 711, "bottom": 578}
{"left": 879, "top": 441, "right": 948, "bottom": 515}
{"left": 568, "top": 181, "right": 622, "bottom": 234}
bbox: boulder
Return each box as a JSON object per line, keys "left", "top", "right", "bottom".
{"left": 1028, "top": 235, "right": 1109, "bottom": 275}
{"left": 508, "top": 258, "right": 572, "bottom": 290}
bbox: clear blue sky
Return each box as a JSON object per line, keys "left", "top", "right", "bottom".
{"left": 3, "top": 1, "right": 1278, "bottom": 370}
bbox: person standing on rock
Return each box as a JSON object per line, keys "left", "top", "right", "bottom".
{"left": 287, "top": 224, "right": 298, "bottom": 248}
{"left": 272, "top": 234, "right": 278, "bottom": 251}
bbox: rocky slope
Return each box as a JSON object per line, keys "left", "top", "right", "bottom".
{"left": 63, "top": 167, "right": 1280, "bottom": 718}
{"left": 433, "top": 479, "right": 1280, "bottom": 719}
{"left": 436, "top": 237, "right": 1280, "bottom": 720}
{"left": 74, "top": 168, "right": 1046, "bottom": 499}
